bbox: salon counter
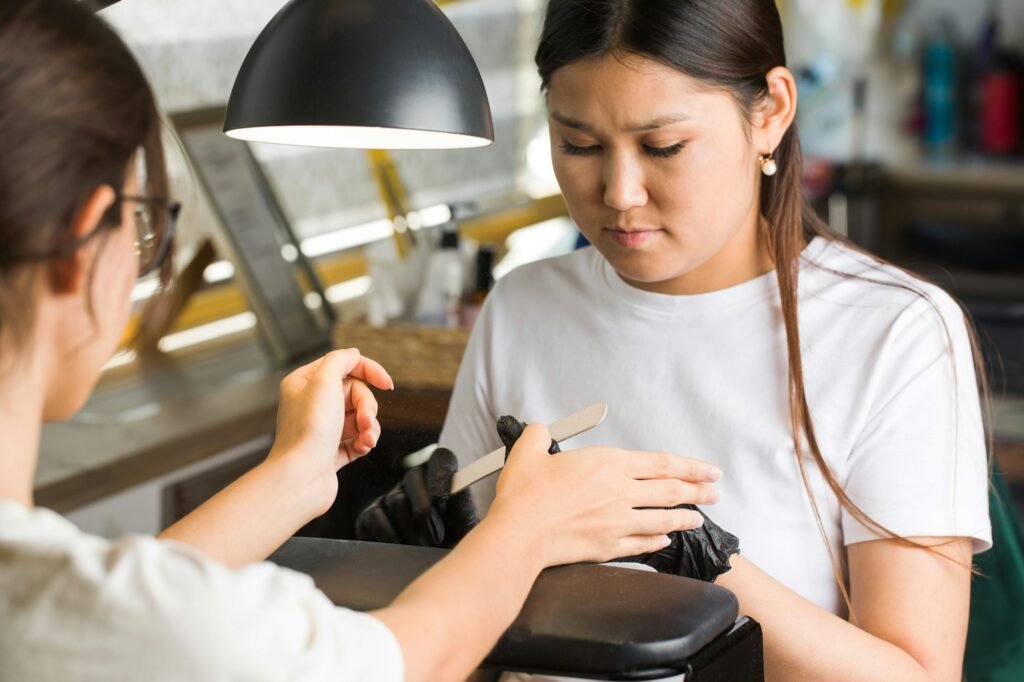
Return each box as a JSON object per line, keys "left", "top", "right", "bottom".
{"left": 34, "top": 324, "right": 468, "bottom": 514}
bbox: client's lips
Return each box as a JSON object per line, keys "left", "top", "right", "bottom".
{"left": 604, "top": 226, "right": 661, "bottom": 248}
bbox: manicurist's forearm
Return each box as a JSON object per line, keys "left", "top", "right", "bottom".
{"left": 159, "top": 455, "right": 320, "bottom": 567}
{"left": 372, "top": 511, "right": 546, "bottom": 682}
{"left": 717, "top": 557, "right": 939, "bottom": 682}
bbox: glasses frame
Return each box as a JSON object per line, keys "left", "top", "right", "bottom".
{"left": 119, "top": 194, "right": 180, "bottom": 278}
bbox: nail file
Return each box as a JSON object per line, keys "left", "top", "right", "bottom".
{"left": 449, "top": 401, "right": 608, "bottom": 494}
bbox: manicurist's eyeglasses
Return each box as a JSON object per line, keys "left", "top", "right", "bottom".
{"left": 118, "top": 195, "right": 180, "bottom": 278}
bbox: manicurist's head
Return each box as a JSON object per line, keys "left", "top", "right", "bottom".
{"left": 0, "top": 0, "right": 175, "bottom": 417}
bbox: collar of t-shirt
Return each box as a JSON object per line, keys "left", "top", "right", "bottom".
{"left": 597, "top": 235, "right": 830, "bottom": 317}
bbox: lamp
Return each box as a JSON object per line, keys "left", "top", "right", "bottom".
{"left": 224, "top": 0, "right": 494, "bottom": 149}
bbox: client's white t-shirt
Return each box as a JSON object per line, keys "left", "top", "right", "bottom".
{"left": 0, "top": 498, "right": 403, "bottom": 681}
{"left": 441, "top": 238, "right": 992, "bottom": 619}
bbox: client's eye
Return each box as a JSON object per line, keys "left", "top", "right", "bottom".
{"left": 643, "top": 143, "right": 684, "bottom": 159}
{"left": 559, "top": 140, "right": 601, "bottom": 156}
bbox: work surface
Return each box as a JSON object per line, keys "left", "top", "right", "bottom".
{"left": 270, "top": 537, "right": 746, "bottom": 680}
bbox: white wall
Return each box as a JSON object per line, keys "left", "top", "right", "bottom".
{"left": 901, "top": 0, "right": 1024, "bottom": 49}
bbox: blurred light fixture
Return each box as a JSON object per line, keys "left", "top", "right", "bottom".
{"left": 224, "top": 0, "right": 494, "bottom": 149}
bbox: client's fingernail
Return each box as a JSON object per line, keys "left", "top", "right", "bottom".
{"left": 706, "top": 488, "right": 720, "bottom": 504}
{"left": 705, "top": 467, "right": 722, "bottom": 482}
{"left": 689, "top": 513, "right": 705, "bottom": 530}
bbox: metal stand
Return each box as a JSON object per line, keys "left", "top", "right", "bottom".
{"left": 170, "top": 108, "right": 334, "bottom": 365}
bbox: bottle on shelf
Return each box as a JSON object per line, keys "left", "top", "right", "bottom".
{"left": 460, "top": 244, "right": 496, "bottom": 329}
{"left": 414, "top": 210, "right": 465, "bottom": 328}
{"left": 921, "top": 16, "right": 960, "bottom": 157}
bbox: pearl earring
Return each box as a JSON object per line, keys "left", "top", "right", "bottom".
{"left": 759, "top": 152, "right": 778, "bottom": 177}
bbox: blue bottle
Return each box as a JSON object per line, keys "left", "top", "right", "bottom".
{"left": 923, "top": 19, "right": 959, "bottom": 155}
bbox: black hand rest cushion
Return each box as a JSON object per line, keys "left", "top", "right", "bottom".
{"left": 269, "top": 538, "right": 739, "bottom": 679}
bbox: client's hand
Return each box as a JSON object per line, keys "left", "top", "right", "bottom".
{"left": 268, "top": 348, "right": 393, "bottom": 518}
{"left": 622, "top": 504, "right": 740, "bottom": 582}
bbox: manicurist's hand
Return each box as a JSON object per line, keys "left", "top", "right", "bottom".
{"left": 489, "top": 424, "right": 722, "bottom": 567}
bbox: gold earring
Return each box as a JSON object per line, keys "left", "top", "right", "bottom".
{"left": 759, "top": 152, "right": 778, "bottom": 177}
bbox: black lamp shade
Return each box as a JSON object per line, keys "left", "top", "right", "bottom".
{"left": 224, "top": 0, "right": 494, "bottom": 149}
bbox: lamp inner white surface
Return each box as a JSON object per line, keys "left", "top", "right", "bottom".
{"left": 225, "top": 125, "right": 493, "bottom": 149}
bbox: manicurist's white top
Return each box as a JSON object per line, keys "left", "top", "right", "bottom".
{"left": 0, "top": 498, "right": 403, "bottom": 681}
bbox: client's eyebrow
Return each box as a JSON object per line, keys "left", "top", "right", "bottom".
{"left": 549, "top": 110, "right": 691, "bottom": 133}
{"left": 626, "top": 113, "right": 691, "bottom": 131}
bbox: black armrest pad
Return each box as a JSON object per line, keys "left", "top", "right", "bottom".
{"left": 270, "top": 538, "right": 738, "bottom": 678}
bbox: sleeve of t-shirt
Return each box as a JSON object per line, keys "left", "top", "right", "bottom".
{"left": 214, "top": 556, "right": 404, "bottom": 682}
{"left": 438, "top": 287, "right": 503, "bottom": 510}
{"left": 100, "top": 536, "right": 405, "bottom": 682}
{"left": 440, "top": 288, "right": 503, "bottom": 458}
{"left": 841, "top": 291, "right": 992, "bottom": 552}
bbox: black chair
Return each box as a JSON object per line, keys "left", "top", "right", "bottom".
{"left": 270, "top": 538, "right": 764, "bottom": 680}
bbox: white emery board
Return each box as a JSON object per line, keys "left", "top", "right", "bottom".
{"left": 449, "top": 402, "right": 608, "bottom": 493}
